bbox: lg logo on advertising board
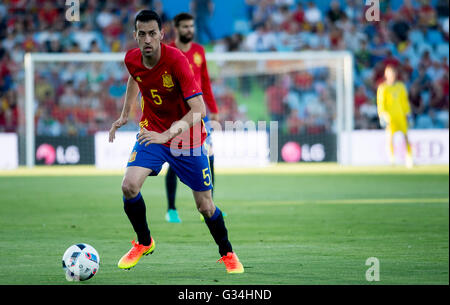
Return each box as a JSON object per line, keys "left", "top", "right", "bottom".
{"left": 281, "top": 141, "right": 326, "bottom": 163}
{"left": 36, "top": 144, "right": 80, "bottom": 165}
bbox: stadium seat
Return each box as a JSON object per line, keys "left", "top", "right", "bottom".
{"left": 415, "top": 114, "right": 434, "bottom": 129}
{"left": 408, "top": 29, "right": 425, "bottom": 47}
{"left": 416, "top": 43, "right": 433, "bottom": 57}
{"left": 407, "top": 53, "right": 421, "bottom": 68}
{"left": 436, "top": 43, "right": 449, "bottom": 60}
{"left": 426, "top": 29, "right": 444, "bottom": 47}
{"left": 233, "top": 19, "right": 251, "bottom": 35}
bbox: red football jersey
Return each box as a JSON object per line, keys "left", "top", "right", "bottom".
{"left": 124, "top": 43, "right": 206, "bottom": 149}
{"left": 169, "top": 42, "right": 218, "bottom": 114}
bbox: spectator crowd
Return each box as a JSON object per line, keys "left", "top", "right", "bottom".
{"left": 238, "top": 0, "right": 449, "bottom": 132}
{"left": 0, "top": 0, "right": 448, "bottom": 136}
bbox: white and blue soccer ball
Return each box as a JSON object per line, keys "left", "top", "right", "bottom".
{"left": 62, "top": 243, "right": 100, "bottom": 281}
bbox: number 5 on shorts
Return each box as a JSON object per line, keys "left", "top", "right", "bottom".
{"left": 202, "top": 168, "right": 211, "bottom": 186}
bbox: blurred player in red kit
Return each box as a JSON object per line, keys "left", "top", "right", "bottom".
{"left": 164, "top": 12, "right": 224, "bottom": 223}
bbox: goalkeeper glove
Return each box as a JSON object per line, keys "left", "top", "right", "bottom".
{"left": 407, "top": 114, "right": 414, "bottom": 128}
{"left": 379, "top": 117, "right": 387, "bottom": 128}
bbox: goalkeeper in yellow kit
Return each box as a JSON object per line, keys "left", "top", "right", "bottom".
{"left": 377, "top": 65, "right": 414, "bottom": 168}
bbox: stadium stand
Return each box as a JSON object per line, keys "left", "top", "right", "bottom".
{"left": 0, "top": 0, "right": 448, "bottom": 135}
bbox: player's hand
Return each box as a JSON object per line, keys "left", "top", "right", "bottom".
{"left": 138, "top": 128, "right": 170, "bottom": 146}
{"left": 407, "top": 114, "right": 414, "bottom": 128}
{"left": 109, "top": 117, "right": 128, "bottom": 143}
{"left": 379, "top": 114, "right": 389, "bottom": 128}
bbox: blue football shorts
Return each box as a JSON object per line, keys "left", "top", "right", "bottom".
{"left": 127, "top": 136, "right": 213, "bottom": 192}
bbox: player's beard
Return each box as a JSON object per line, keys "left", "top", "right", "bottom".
{"left": 179, "top": 33, "right": 194, "bottom": 44}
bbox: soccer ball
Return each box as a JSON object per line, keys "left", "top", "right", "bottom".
{"left": 62, "top": 243, "right": 100, "bottom": 281}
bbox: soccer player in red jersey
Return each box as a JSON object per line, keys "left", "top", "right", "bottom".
{"left": 164, "top": 12, "right": 222, "bottom": 223}
{"left": 108, "top": 10, "right": 243, "bottom": 273}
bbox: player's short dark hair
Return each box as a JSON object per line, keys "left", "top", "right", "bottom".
{"left": 135, "top": 10, "right": 162, "bottom": 31}
{"left": 173, "top": 13, "right": 194, "bottom": 27}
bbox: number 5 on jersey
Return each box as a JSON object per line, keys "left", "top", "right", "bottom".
{"left": 140, "top": 89, "right": 163, "bottom": 111}
{"left": 151, "top": 89, "right": 162, "bottom": 105}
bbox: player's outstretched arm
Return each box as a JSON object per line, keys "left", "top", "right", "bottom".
{"left": 138, "top": 95, "right": 206, "bottom": 146}
{"left": 109, "top": 76, "right": 139, "bottom": 142}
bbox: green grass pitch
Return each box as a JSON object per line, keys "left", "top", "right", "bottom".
{"left": 0, "top": 165, "right": 448, "bottom": 285}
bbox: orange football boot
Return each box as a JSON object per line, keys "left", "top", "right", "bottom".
{"left": 118, "top": 238, "right": 155, "bottom": 270}
{"left": 217, "top": 252, "right": 244, "bottom": 274}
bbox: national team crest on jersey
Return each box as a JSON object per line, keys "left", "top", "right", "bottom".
{"left": 162, "top": 72, "right": 174, "bottom": 88}
{"left": 193, "top": 52, "right": 202, "bottom": 67}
